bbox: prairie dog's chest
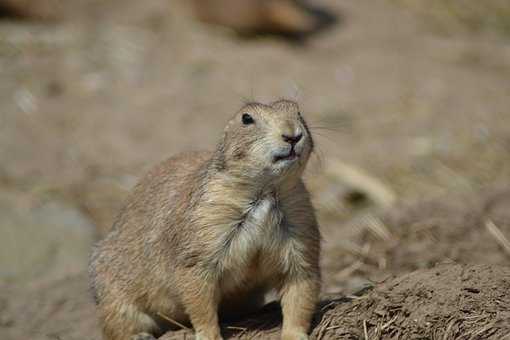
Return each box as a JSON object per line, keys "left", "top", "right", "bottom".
{"left": 246, "top": 196, "right": 282, "bottom": 233}
{"left": 220, "top": 195, "right": 286, "bottom": 277}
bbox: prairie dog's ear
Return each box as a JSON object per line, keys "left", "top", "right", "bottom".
{"left": 265, "top": 0, "right": 317, "bottom": 33}
{"left": 271, "top": 99, "right": 299, "bottom": 111}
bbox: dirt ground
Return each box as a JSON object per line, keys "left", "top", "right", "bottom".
{"left": 1, "top": 0, "right": 510, "bottom": 339}
{"left": 157, "top": 263, "right": 510, "bottom": 339}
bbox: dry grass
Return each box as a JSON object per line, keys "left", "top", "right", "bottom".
{"left": 485, "top": 219, "right": 510, "bottom": 257}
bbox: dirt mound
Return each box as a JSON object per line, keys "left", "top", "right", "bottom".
{"left": 322, "top": 187, "right": 510, "bottom": 291}
{"left": 158, "top": 263, "right": 510, "bottom": 339}
{"left": 316, "top": 263, "right": 510, "bottom": 339}
{"left": 383, "top": 188, "right": 510, "bottom": 269}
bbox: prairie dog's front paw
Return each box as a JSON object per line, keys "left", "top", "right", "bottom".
{"left": 281, "top": 330, "right": 309, "bottom": 340}
{"left": 195, "top": 331, "right": 224, "bottom": 340}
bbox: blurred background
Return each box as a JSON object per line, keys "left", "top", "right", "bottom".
{"left": 0, "top": 0, "right": 509, "bottom": 339}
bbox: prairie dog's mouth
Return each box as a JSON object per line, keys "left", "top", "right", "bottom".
{"left": 273, "top": 148, "right": 299, "bottom": 163}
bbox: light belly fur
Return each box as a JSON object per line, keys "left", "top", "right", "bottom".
{"left": 219, "top": 196, "right": 286, "bottom": 295}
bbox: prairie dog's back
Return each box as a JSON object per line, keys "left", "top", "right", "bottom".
{"left": 89, "top": 151, "right": 211, "bottom": 308}
{"left": 112, "top": 151, "right": 211, "bottom": 234}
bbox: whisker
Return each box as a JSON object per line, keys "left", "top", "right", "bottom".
{"left": 308, "top": 125, "right": 348, "bottom": 133}
{"left": 310, "top": 142, "right": 325, "bottom": 173}
{"left": 307, "top": 113, "right": 352, "bottom": 133}
{"left": 311, "top": 131, "right": 338, "bottom": 143}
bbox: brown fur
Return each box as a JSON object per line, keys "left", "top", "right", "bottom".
{"left": 191, "top": 0, "right": 317, "bottom": 34}
{"left": 89, "top": 99, "right": 321, "bottom": 340}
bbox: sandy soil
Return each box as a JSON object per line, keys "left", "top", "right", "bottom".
{"left": 1, "top": 0, "right": 510, "bottom": 339}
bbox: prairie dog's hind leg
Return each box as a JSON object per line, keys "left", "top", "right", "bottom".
{"left": 100, "top": 302, "right": 161, "bottom": 340}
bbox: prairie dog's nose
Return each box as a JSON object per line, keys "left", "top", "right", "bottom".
{"left": 282, "top": 132, "right": 303, "bottom": 146}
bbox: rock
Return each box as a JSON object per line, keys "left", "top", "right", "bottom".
{"left": 0, "top": 190, "right": 95, "bottom": 282}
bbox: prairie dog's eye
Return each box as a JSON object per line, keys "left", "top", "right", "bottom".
{"left": 242, "top": 113, "right": 254, "bottom": 125}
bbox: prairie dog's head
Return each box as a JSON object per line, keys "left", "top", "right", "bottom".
{"left": 216, "top": 99, "right": 314, "bottom": 182}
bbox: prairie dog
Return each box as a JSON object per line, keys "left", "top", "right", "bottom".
{"left": 89, "top": 100, "right": 321, "bottom": 340}
{"left": 191, "top": 0, "right": 317, "bottom": 34}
